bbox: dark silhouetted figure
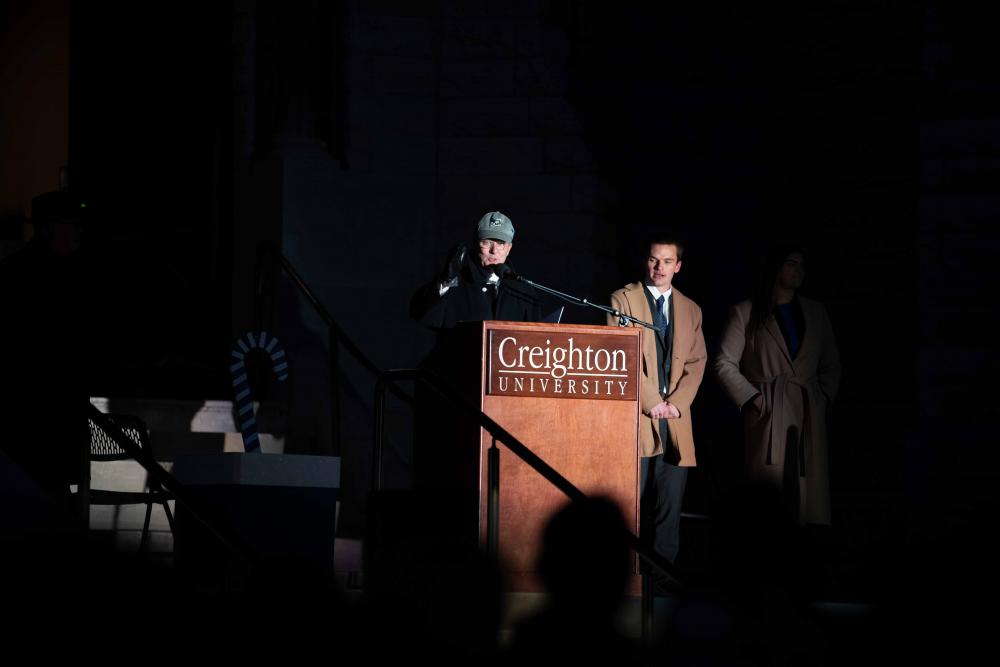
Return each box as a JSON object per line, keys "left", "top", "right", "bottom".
{"left": 507, "top": 495, "right": 642, "bottom": 665}
{"left": 0, "top": 191, "right": 92, "bottom": 512}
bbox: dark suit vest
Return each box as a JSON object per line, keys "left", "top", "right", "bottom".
{"left": 643, "top": 287, "right": 675, "bottom": 451}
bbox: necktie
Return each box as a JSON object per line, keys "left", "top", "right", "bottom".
{"left": 653, "top": 294, "right": 667, "bottom": 336}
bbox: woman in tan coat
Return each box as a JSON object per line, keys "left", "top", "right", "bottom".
{"left": 714, "top": 246, "right": 840, "bottom": 524}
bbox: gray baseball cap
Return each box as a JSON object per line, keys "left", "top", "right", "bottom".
{"left": 476, "top": 211, "right": 514, "bottom": 243}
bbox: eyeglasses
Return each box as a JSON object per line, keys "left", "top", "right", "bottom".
{"left": 478, "top": 239, "right": 509, "bottom": 250}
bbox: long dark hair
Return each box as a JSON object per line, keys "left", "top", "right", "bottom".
{"left": 749, "top": 243, "right": 804, "bottom": 333}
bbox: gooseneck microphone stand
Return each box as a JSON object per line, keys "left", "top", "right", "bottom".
{"left": 499, "top": 266, "right": 657, "bottom": 331}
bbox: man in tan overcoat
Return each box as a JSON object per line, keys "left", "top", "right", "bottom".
{"left": 608, "top": 237, "right": 706, "bottom": 573}
{"left": 714, "top": 247, "right": 840, "bottom": 524}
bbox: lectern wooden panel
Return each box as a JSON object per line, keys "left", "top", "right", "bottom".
{"left": 415, "top": 320, "right": 641, "bottom": 593}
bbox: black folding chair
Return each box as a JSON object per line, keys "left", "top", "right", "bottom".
{"left": 87, "top": 414, "right": 175, "bottom": 552}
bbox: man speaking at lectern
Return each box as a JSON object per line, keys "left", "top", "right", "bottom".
{"left": 608, "top": 237, "right": 707, "bottom": 575}
{"left": 411, "top": 211, "right": 541, "bottom": 329}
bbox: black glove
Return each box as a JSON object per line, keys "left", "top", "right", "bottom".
{"left": 442, "top": 242, "right": 467, "bottom": 283}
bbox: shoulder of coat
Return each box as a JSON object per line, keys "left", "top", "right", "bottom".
{"left": 732, "top": 299, "right": 752, "bottom": 314}
{"left": 613, "top": 281, "right": 641, "bottom": 298}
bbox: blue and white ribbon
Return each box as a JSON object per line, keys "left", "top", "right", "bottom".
{"left": 230, "top": 331, "right": 288, "bottom": 453}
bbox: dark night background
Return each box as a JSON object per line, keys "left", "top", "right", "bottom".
{"left": 1, "top": 0, "right": 996, "bottom": 602}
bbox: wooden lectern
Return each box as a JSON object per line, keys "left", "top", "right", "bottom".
{"left": 415, "top": 320, "right": 641, "bottom": 593}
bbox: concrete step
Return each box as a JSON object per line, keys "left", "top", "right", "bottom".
{"left": 89, "top": 396, "right": 288, "bottom": 456}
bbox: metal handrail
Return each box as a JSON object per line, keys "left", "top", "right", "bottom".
{"left": 254, "top": 245, "right": 415, "bottom": 454}
{"left": 277, "top": 255, "right": 388, "bottom": 389}
{"left": 374, "top": 367, "right": 679, "bottom": 641}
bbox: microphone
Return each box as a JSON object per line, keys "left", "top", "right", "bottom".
{"left": 492, "top": 263, "right": 521, "bottom": 280}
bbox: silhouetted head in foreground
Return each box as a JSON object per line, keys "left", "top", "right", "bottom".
{"left": 538, "top": 495, "right": 631, "bottom": 615}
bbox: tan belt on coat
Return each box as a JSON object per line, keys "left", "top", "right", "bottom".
{"left": 745, "top": 372, "right": 819, "bottom": 473}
